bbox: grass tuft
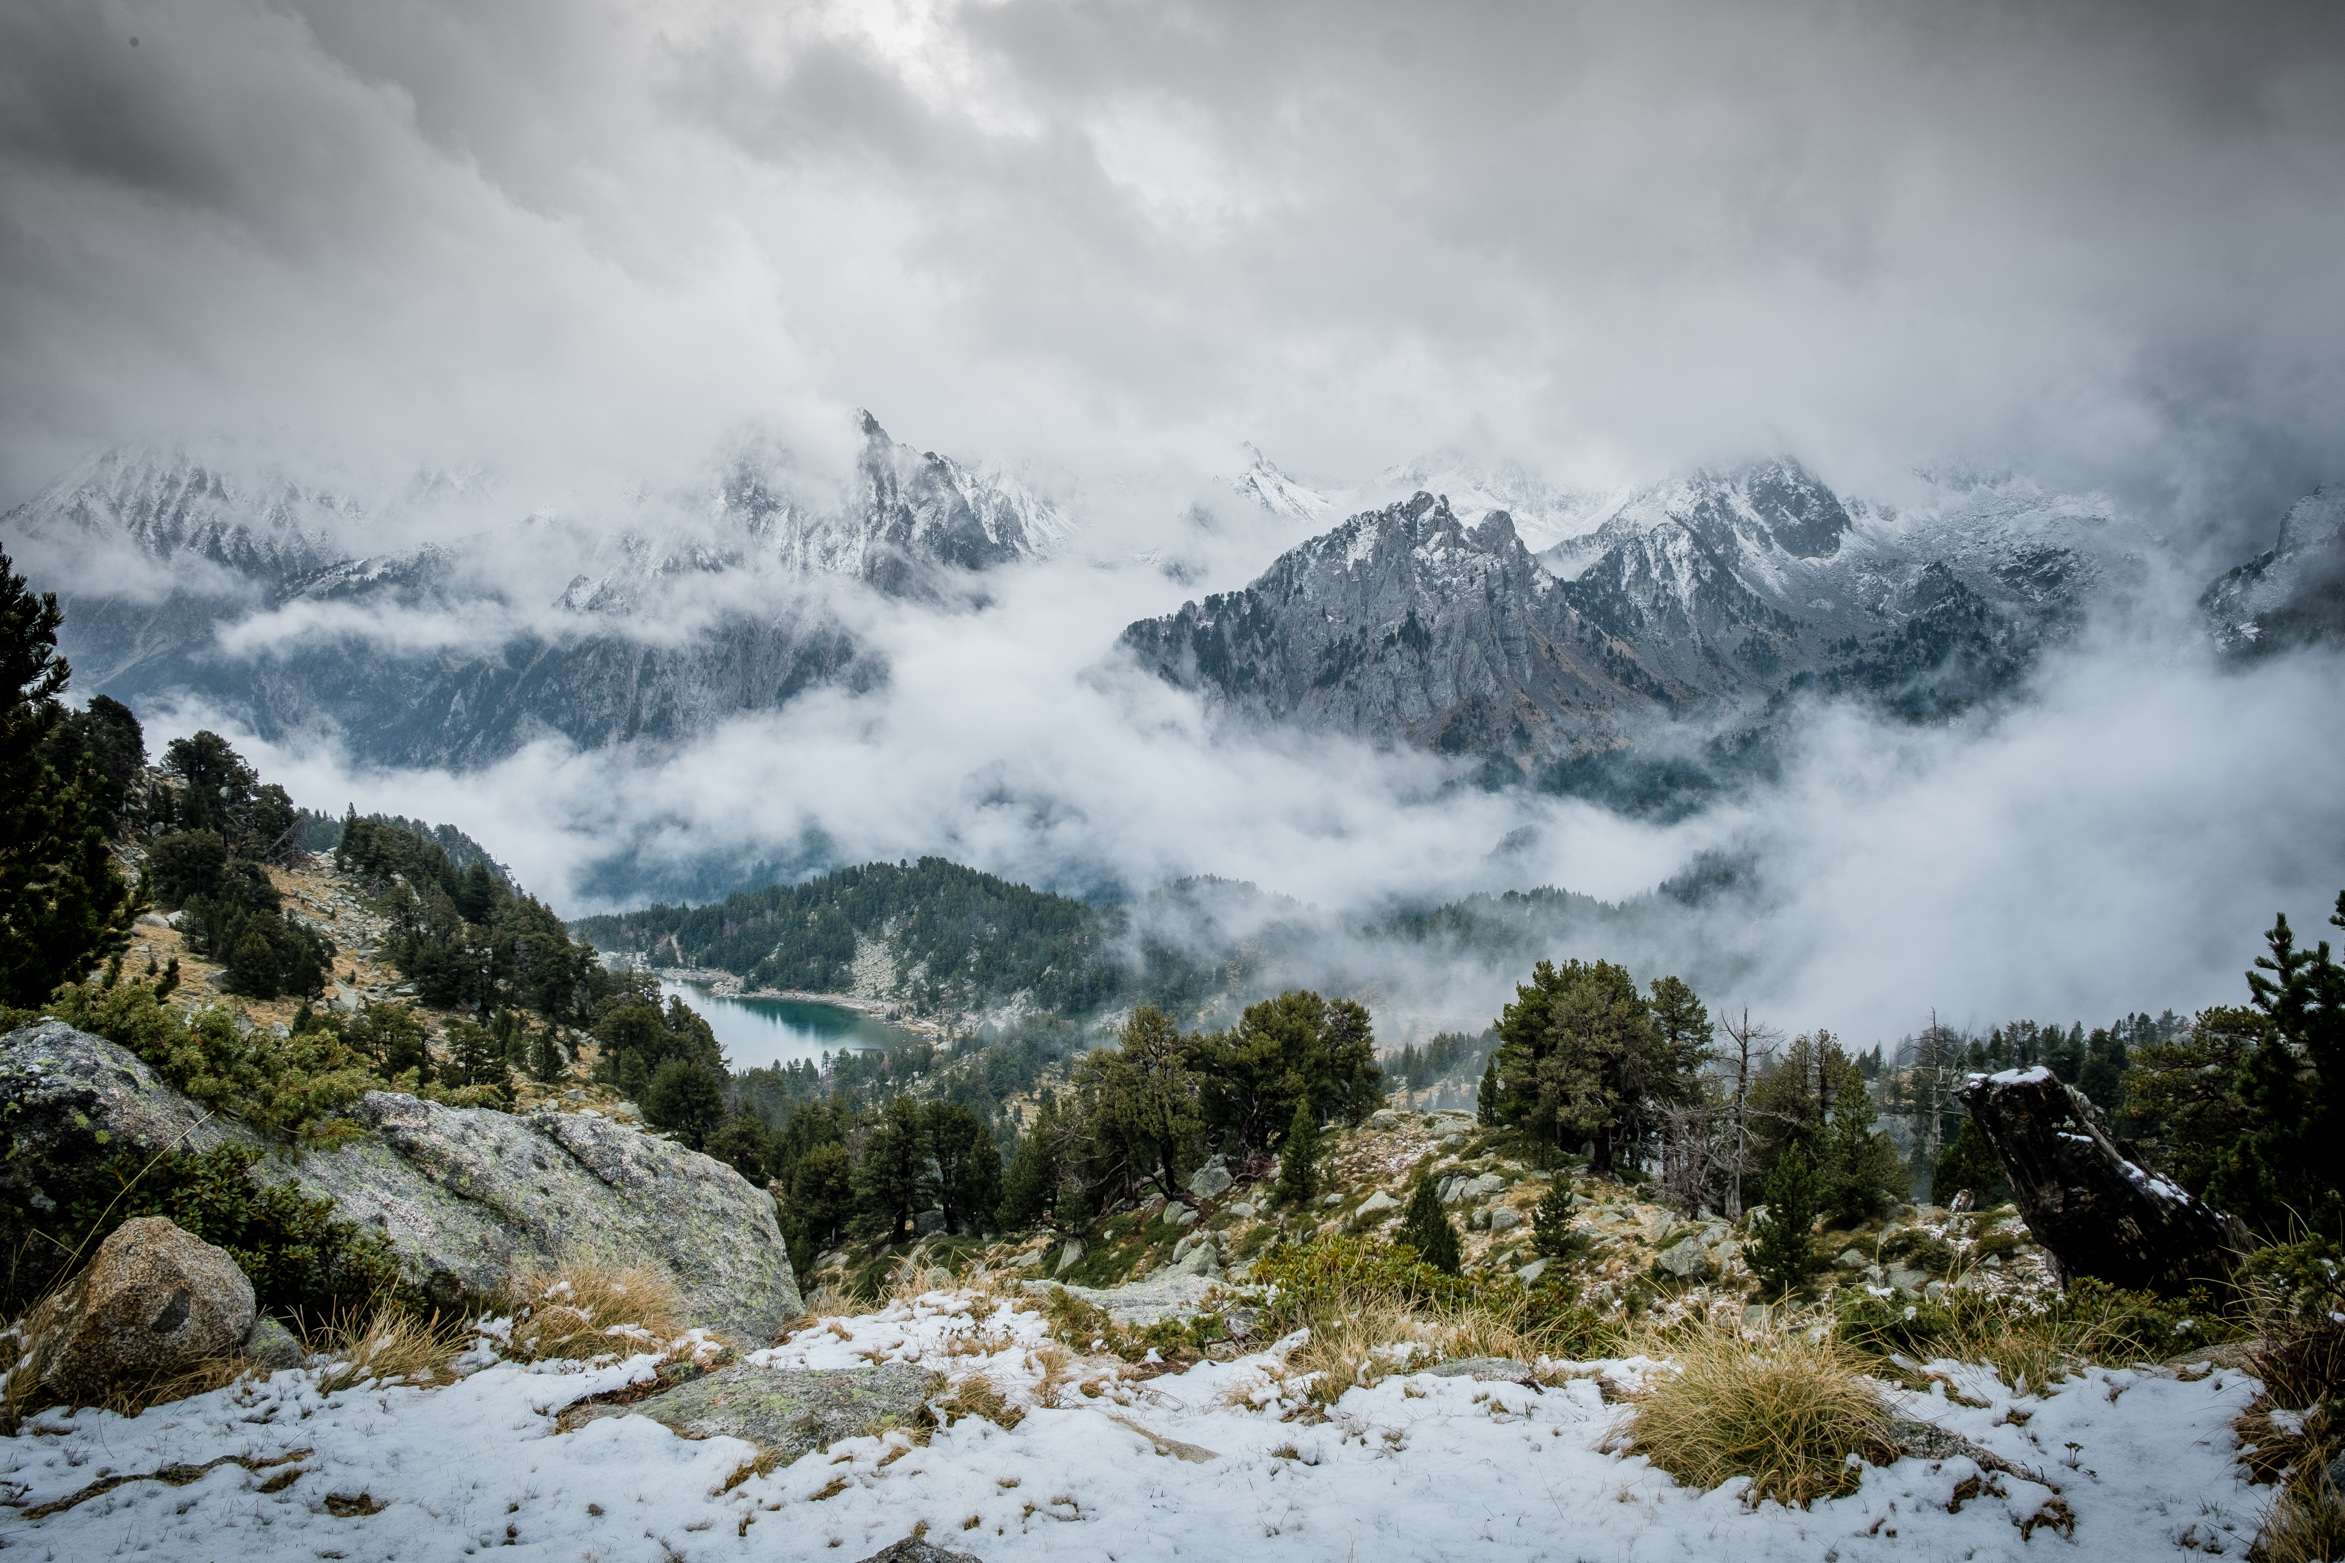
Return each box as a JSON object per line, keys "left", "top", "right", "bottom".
{"left": 305, "top": 1300, "right": 467, "bottom": 1392}
{"left": 1626, "top": 1327, "right": 1896, "bottom": 1507}
{"left": 504, "top": 1265, "right": 685, "bottom": 1361}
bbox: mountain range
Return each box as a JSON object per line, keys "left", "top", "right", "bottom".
{"left": 5, "top": 421, "right": 2334, "bottom": 784}
{"left": 1127, "top": 455, "right": 2162, "bottom": 770}
{"left": 1, "top": 413, "right": 1065, "bottom": 765}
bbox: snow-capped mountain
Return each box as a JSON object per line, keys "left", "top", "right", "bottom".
{"left": 1228, "top": 443, "right": 1343, "bottom": 528}
{"left": 1, "top": 412, "right": 1065, "bottom": 765}
{"left": 2201, "top": 486, "right": 2345, "bottom": 655}
{"left": 1120, "top": 492, "right": 1675, "bottom": 761}
{"left": 1131, "top": 456, "right": 2136, "bottom": 763}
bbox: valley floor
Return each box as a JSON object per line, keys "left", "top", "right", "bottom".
{"left": 0, "top": 1287, "right": 2266, "bottom": 1562}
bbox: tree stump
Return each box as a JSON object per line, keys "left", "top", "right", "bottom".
{"left": 1961, "top": 1067, "right": 2241, "bottom": 1294}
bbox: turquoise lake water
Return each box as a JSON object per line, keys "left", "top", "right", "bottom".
{"left": 658, "top": 979, "right": 907, "bottom": 1071}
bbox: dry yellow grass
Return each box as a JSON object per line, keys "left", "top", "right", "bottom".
{"left": 1626, "top": 1328, "right": 1896, "bottom": 1507}
{"left": 2260, "top": 1479, "right": 2345, "bottom": 1563}
{"left": 504, "top": 1265, "right": 685, "bottom": 1361}
{"left": 306, "top": 1302, "right": 468, "bottom": 1392}
{"left": 935, "top": 1372, "right": 1025, "bottom": 1430}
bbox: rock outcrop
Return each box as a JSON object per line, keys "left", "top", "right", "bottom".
{"left": 20, "top": 1217, "right": 255, "bottom": 1404}
{"left": 1961, "top": 1066, "right": 2241, "bottom": 1294}
{"left": 0, "top": 1022, "right": 802, "bottom": 1341}
{"left": 612, "top": 1362, "right": 935, "bottom": 1460}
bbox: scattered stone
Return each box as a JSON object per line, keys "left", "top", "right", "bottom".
{"left": 1355, "top": 1190, "right": 1399, "bottom": 1219}
{"left": 1836, "top": 1248, "right": 1869, "bottom": 1269}
{"left": 1170, "top": 1241, "right": 1219, "bottom": 1278}
{"left": 913, "top": 1208, "right": 947, "bottom": 1237}
{"left": 22, "top": 1217, "right": 256, "bottom": 1406}
{"left": 1053, "top": 1240, "right": 1085, "bottom": 1276}
{"left": 857, "top": 1538, "right": 983, "bottom": 1563}
{"left": 1225, "top": 1201, "right": 1257, "bottom": 1221}
{"left": 612, "top": 1362, "right": 934, "bottom": 1461}
{"left": 242, "top": 1317, "right": 307, "bottom": 1372}
{"left": 1187, "top": 1162, "right": 1234, "bottom": 1200}
{"left": 1516, "top": 1258, "right": 1551, "bottom": 1285}
{"left": 1168, "top": 1203, "right": 1201, "bottom": 1229}
{"left": 1487, "top": 1207, "right": 1524, "bottom": 1234}
{"left": 1886, "top": 1265, "right": 1928, "bottom": 1294}
{"left": 1657, "top": 1236, "right": 1716, "bottom": 1281}
{"left": 1464, "top": 1172, "right": 1507, "bottom": 1202}
{"left": 1319, "top": 1192, "right": 1343, "bottom": 1208}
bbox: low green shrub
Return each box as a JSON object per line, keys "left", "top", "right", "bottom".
{"left": 8, "top": 1144, "right": 412, "bottom": 1320}
{"left": 23, "top": 981, "right": 383, "bottom": 1139}
{"left": 1880, "top": 1228, "right": 1958, "bottom": 1275}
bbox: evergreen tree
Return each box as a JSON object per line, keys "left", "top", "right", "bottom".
{"left": 1074, "top": 1006, "right": 1203, "bottom": 1202}
{"left": 1816, "top": 1084, "right": 1906, "bottom": 1227}
{"left": 925, "top": 1101, "right": 1001, "bottom": 1235}
{"left": 642, "top": 1056, "right": 727, "bottom": 1149}
{"left": 997, "top": 1097, "right": 1063, "bottom": 1228}
{"left": 1274, "top": 1097, "right": 1320, "bottom": 1209}
{"left": 855, "top": 1095, "right": 932, "bottom": 1242}
{"left": 1531, "top": 1177, "right": 1590, "bottom": 1264}
{"left": 446, "top": 1019, "right": 514, "bottom": 1099}
{"left": 707, "top": 1113, "right": 775, "bottom": 1183}
{"left": 0, "top": 547, "right": 134, "bottom": 1007}
{"left": 789, "top": 1141, "right": 856, "bottom": 1253}
{"left": 1398, "top": 1174, "right": 1462, "bottom": 1275}
{"left": 1489, "top": 959, "right": 1702, "bottom": 1172}
{"left": 529, "top": 1022, "right": 569, "bottom": 1084}
{"left": 1929, "top": 1117, "right": 2010, "bottom": 1206}
{"left": 1476, "top": 1056, "right": 1499, "bottom": 1125}
{"left": 1748, "top": 1146, "right": 1821, "bottom": 1295}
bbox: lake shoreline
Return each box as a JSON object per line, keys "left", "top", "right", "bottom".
{"left": 655, "top": 966, "right": 948, "bottom": 1043}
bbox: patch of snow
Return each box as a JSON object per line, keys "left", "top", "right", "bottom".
{"left": 0, "top": 1290, "right": 2270, "bottom": 1561}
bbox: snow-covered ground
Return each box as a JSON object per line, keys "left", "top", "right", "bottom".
{"left": 0, "top": 1291, "right": 2268, "bottom": 1561}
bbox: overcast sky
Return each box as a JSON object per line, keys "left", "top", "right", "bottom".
{"left": 5, "top": 0, "right": 2344, "bottom": 552}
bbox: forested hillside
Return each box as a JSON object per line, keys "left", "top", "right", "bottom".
{"left": 575, "top": 857, "right": 1125, "bottom": 1013}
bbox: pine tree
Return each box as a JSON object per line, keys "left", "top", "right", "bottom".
{"left": 1274, "top": 1097, "right": 1320, "bottom": 1208}
{"left": 1476, "top": 1056, "right": 1499, "bottom": 1125}
{"left": 642, "top": 1056, "right": 726, "bottom": 1149}
{"left": 1748, "top": 1146, "right": 1821, "bottom": 1296}
{"left": 997, "top": 1098, "right": 1062, "bottom": 1228}
{"left": 0, "top": 546, "right": 134, "bottom": 1007}
{"left": 1929, "top": 1117, "right": 2010, "bottom": 1206}
{"left": 1531, "top": 1177, "right": 1590, "bottom": 1263}
{"left": 1817, "top": 1086, "right": 1905, "bottom": 1227}
{"left": 1398, "top": 1174, "right": 1462, "bottom": 1275}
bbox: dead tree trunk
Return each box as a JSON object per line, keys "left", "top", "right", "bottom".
{"left": 1961, "top": 1067, "right": 2241, "bottom": 1295}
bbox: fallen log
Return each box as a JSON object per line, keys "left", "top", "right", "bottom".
{"left": 1960, "top": 1066, "right": 2242, "bottom": 1295}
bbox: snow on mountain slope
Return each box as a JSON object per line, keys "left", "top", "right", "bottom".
{"left": 1121, "top": 491, "right": 1677, "bottom": 760}
{"left": 2201, "top": 485, "right": 2345, "bottom": 654}
{"left": 0, "top": 411, "right": 1065, "bottom": 765}
{"left": 1229, "top": 442, "right": 1347, "bottom": 527}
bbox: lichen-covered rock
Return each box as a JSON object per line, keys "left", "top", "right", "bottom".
{"left": 0, "top": 1024, "right": 801, "bottom": 1343}
{"left": 243, "top": 1317, "right": 307, "bottom": 1372}
{"left": 23, "top": 1217, "right": 255, "bottom": 1405}
{"left": 0, "top": 1020, "right": 255, "bottom": 1215}
{"left": 291, "top": 1091, "right": 801, "bottom": 1340}
{"left": 1355, "top": 1190, "right": 1400, "bottom": 1219}
{"left": 620, "top": 1362, "right": 934, "bottom": 1460}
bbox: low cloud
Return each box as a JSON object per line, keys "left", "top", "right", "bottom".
{"left": 141, "top": 541, "right": 2345, "bottom": 1049}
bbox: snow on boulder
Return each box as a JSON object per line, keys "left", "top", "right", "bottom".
{"left": 1960, "top": 1066, "right": 2240, "bottom": 1294}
